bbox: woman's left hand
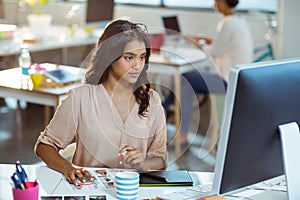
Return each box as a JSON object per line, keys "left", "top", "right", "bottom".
{"left": 119, "top": 145, "right": 148, "bottom": 171}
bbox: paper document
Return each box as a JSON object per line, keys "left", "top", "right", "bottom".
{"left": 36, "top": 166, "right": 128, "bottom": 195}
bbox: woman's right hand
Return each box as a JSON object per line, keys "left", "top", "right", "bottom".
{"left": 36, "top": 143, "right": 94, "bottom": 188}
{"left": 62, "top": 163, "right": 95, "bottom": 188}
{"left": 180, "top": 34, "right": 213, "bottom": 49}
{"left": 195, "top": 36, "right": 213, "bottom": 45}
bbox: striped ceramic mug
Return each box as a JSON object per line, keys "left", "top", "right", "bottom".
{"left": 115, "top": 171, "right": 140, "bottom": 200}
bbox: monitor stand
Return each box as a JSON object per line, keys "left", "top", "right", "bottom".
{"left": 278, "top": 122, "right": 300, "bottom": 200}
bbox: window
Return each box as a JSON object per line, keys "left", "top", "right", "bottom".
{"left": 164, "top": 0, "right": 213, "bottom": 9}
{"left": 115, "top": 0, "right": 278, "bottom": 13}
{"left": 114, "top": 0, "right": 161, "bottom": 6}
{"left": 37, "top": 0, "right": 278, "bottom": 13}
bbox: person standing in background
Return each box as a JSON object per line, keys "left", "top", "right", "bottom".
{"left": 163, "top": 0, "right": 253, "bottom": 145}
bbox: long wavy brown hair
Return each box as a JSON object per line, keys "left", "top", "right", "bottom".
{"left": 85, "top": 19, "right": 151, "bottom": 117}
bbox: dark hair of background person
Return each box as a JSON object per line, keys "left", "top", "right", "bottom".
{"left": 225, "top": 0, "right": 239, "bottom": 8}
{"left": 85, "top": 19, "right": 151, "bottom": 117}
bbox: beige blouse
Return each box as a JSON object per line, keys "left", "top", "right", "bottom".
{"left": 35, "top": 84, "right": 168, "bottom": 169}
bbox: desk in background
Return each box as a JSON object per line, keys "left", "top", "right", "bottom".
{"left": 0, "top": 25, "right": 100, "bottom": 56}
{"left": 0, "top": 64, "right": 84, "bottom": 125}
{"left": 149, "top": 47, "right": 208, "bottom": 157}
{"left": 0, "top": 25, "right": 100, "bottom": 68}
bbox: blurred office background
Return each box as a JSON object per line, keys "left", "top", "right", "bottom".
{"left": 0, "top": 0, "right": 300, "bottom": 171}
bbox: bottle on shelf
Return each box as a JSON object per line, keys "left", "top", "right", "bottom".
{"left": 18, "top": 44, "right": 32, "bottom": 88}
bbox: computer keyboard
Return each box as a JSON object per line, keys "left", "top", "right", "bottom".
{"left": 158, "top": 183, "right": 213, "bottom": 200}
{"left": 250, "top": 175, "right": 286, "bottom": 192}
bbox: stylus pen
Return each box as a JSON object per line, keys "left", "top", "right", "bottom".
{"left": 141, "top": 172, "right": 168, "bottom": 183}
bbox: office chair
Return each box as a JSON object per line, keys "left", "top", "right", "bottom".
{"left": 0, "top": 98, "right": 10, "bottom": 113}
{"left": 59, "top": 142, "right": 76, "bottom": 161}
{"left": 33, "top": 143, "right": 76, "bottom": 165}
{"left": 253, "top": 43, "right": 275, "bottom": 62}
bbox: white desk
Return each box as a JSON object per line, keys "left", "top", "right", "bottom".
{"left": 0, "top": 25, "right": 100, "bottom": 57}
{"left": 0, "top": 25, "right": 100, "bottom": 69}
{"left": 0, "top": 164, "right": 213, "bottom": 200}
{"left": 149, "top": 47, "right": 208, "bottom": 157}
{"left": 0, "top": 64, "right": 84, "bottom": 125}
{"left": 0, "top": 164, "right": 287, "bottom": 200}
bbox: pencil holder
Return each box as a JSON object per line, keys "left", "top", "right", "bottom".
{"left": 115, "top": 171, "right": 139, "bottom": 200}
{"left": 12, "top": 182, "right": 39, "bottom": 200}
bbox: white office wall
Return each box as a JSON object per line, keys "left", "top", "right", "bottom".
{"left": 277, "top": 0, "right": 300, "bottom": 59}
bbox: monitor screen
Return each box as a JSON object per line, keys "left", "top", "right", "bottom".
{"left": 214, "top": 58, "right": 300, "bottom": 194}
{"left": 86, "top": 0, "right": 114, "bottom": 24}
{"left": 162, "top": 14, "right": 181, "bottom": 35}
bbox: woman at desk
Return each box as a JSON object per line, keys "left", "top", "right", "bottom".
{"left": 163, "top": 0, "right": 253, "bottom": 144}
{"left": 34, "top": 19, "right": 168, "bottom": 187}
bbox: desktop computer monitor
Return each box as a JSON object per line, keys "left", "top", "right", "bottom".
{"left": 213, "top": 58, "right": 300, "bottom": 196}
{"left": 160, "top": 59, "right": 297, "bottom": 200}
{"left": 86, "top": 0, "right": 114, "bottom": 27}
{"left": 162, "top": 14, "right": 181, "bottom": 35}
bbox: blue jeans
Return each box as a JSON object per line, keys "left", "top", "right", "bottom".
{"left": 162, "top": 70, "right": 227, "bottom": 133}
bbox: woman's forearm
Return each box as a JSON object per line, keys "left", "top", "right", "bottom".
{"left": 36, "top": 143, "right": 94, "bottom": 188}
{"left": 36, "top": 143, "right": 73, "bottom": 175}
{"left": 143, "top": 157, "right": 166, "bottom": 171}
